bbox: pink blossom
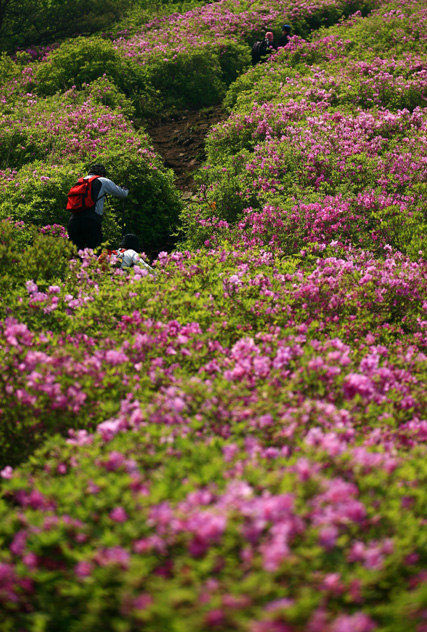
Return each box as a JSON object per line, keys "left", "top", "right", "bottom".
{"left": 330, "top": 612, "right": 376, "bottom": 632}
{"left": 109, "top": 507, "right": 128, "bottom": 523}
{"left": 75, "top": 560, "right": 93, "bottom": 578}
{"left": 0, "top": 466, "right": 13, "bottom": 479}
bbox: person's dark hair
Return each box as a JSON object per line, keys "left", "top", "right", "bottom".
{"left": 88, "top": 164, "right": 106, "bottom": 177}
{"left": 120, "top": 233, "right": 140, "bottom": 251}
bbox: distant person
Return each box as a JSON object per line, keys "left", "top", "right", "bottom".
{"left": 265, "top": 31, "right": 277, "bottom": 51}
{"left": 251, "top": 31, "right": 276, "bottom": 66}
{"left": 278, "top": 24, "right": 291, "bottom": 47}
{"left": 67, "top": 164, "right": 129, "bottom": 251}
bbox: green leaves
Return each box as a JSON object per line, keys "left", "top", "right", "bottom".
{"left": 34, "top": 37, "right": 137, "bottom": 97}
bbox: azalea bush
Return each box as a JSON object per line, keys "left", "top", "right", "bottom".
{"left": 1, "top": 0, "right": 382, "bottom": 121}
{"left": 3, "top": 0, "right": 427, "bottom": 629}
{"left": 1, "top": 238, "right": 427, "bottom": 628}
{"left": 2, "top": 240, "right": 427, "bottom": 628}
{"left": 181, "top": 0, "right": 427, "bottom": 252}
{"left": 2, "top": 240, "right": 427, "bottom": 467}
{"left": 0, "top": 219, "right": 74, "bottom": 295}
{"left": 30, "top": 35, "right": 250, "bottom": 116}
{"left": 2, "top": 416, "right": 427, "bottom": 632}
{"left": 182, "top": 106, "right": 427, "bottom": 255}
{"left": 0, "top": 88, "right": 181, "bottom": 251}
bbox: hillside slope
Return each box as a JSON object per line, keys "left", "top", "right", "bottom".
{"left": 145, "top": 105, "right": 224, "bottom": 195}
{"left": 2, "top": 1, "right": 427, "bottom": 631}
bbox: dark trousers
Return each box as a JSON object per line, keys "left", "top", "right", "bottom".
{"left": 67, "top": 215, "right": 102, "bottom": 250}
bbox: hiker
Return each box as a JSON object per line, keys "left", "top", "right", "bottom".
{"left": 115, "top": 233, "right": 153, "bottom": 270}
{"left": 67, "top": 164, "right": 129, "bottom": 251}
{"left": 278, "top": 24, "right": 291, "bottom": 47}
{"left": 99, "top": 233, "right": 156, "bottom": 274}
{"left": 251, "top": 31, "right": 276, "bottom": 66}
{"left": 265, "top": 31, "right": 277, "bottom": 51}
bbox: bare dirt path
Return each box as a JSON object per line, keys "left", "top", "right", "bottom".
{"left": 145, "top": 105, "right": 225, "bottom": 197}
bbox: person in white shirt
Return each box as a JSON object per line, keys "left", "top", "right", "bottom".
{"left": 114, "top": 234, "right": 155, "bottom": 273}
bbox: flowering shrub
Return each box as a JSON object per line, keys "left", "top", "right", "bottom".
{"left": 2, "top": 241, "right": 427, "bottom": 465}
{"left": 1, "top": 240, "right": 427, "bottom": 629}
{"left": 2, "top": 248, "right": 427, "bottom": 628}
{"left": 181, "top": 0, "right": 427, "bottom": 253}
{"left": 182, "top": 106, "right": 427, "bottom": 255}
{"left": 0, "top": 87, "right": 181, "bottom": 250}
{"left": 2, "top": 0, "right": 378, "bottom": 119}
{"left": 3, "top": 0, "right": 427, "bottom": 629}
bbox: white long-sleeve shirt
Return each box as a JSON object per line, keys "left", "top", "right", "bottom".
{"left": 117, "top": 248, "right": 155, "bottom": 274}
{"left": 84, "top": 175, "right": 128, "bottom": 217}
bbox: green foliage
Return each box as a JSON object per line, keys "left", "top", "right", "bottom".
{"left": 0, "top": 163, "right": 78, "bottom": 227}
{"left": 144, "top": 47, "right": 226, "bottom": 112}
{"left": 34, "top": 37, "right": 139, "bottom": 97}
{"left": 216, "top": 39, "right": 252, "bottom": 86}
{"left": 0, "top": 0, "right": 133, "bottom": 53}
{"left": 0, "top": 218, "right": 74, "bottom": 294}
{"left": 283, "top": 0, "right": 370, "bottom": 40}
{"left": 0, "top": 53, "right": 19, "bottom": 85}
{"left": 105, "top": 0, "right": 212, "bottom": 36}
{"left": 31, "top": 36, "right": 250, "bottom": 119}
{"left": 371, "top": 203, "right": 427, "bottom": 259}
{"left": 313, "top": 0, "right": 427, "bottom": 58}
{"left": 0, "top": 88, "right": 182, "bottom": 252}
{"left": 80, "top": 76, "right": 136, "bottom": 119}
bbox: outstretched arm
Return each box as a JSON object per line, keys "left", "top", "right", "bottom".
{"left": 102, "top": 178, "right": 129, "bottom": 198}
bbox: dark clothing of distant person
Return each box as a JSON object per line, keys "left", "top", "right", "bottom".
{"left": 278, "top": 25, "right": 291, "bottom": 47}
{"left": 277, "top": 33, "right": 289, "bottom": 47}
{"left": 251, "top": 33, "right": 276, "bottom": 66}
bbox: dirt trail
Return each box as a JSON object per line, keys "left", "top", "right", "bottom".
{"left": 145, "top": 105, "right": 225, "bottom": 197}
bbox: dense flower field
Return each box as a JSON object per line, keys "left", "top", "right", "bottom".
{"left": 0, "top": 0, "right": 381, "bottom": 247}
{"left": 183, "top": 0, "right": 427, "bottom": 255}
{"left": 2, "top": 238, "right": 427, "bottom": 630}
{"left": 2, "top": 0, "right": 427, "bottom": 630}
{"left": 114, "top": 0, "right": 370, "bottom": 58}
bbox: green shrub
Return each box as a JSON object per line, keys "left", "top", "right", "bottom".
{"left": 0, "top": 219, "right": 74, "bottom": 295}
{"left": 371, "top": 202, "right": 427, "bottom": 259}
{"left": 0, "top": 88, "right": 182, "bottom": 252}
{"left": 32, "top": 31, "right": 252, "bottom": 119}
{"left": 80, "top": 76, "right": 136, "bottom": 119}
{"left": 148, "top": 47, "right": 226, "bottom": 111}
{"left": 0, "top": 53, "right": 19, "bottom": 86}
{"left": 32, "top": 36, "right": 247, "bottom": 118}
{"left": 0, "top": 163, "right": 80, "bottom": 227}
{"left": 216, "top": 39, "right": 251, "bottom": 86}
{"left": 34, "top": 37, "right": 140, "bottom": 97}
{"left": 0, "top": 0, "right": 133, "bottom": 53}
{"left": 312, "top": 0, "right": 427, "bottom": 58}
